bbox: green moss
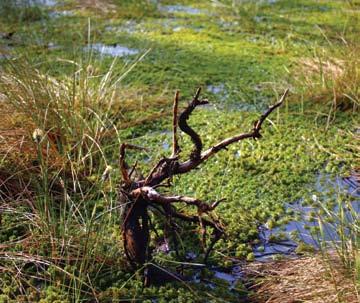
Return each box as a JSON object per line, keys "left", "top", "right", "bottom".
{"left": 0, "top": 0, "right": 359, "bottom": 301}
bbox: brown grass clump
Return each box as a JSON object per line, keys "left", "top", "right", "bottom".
{"left": 296, "top": 42, "right": 359, "bottom": 112}
{"left": 300, "top": 58, "right": 344, "bottom": 80}
{"left": 75, "top": 0, "right": 116, "bottom": 13}
{"left": 246, "top": 254, "right": 359, "bottom": 303}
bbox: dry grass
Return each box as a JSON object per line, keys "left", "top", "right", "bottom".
{"left": 296, "top": 42, "right": 359, "bottom": 112}
{"left": 246, "top": 254, "right": 359, "bottom": 303}
{"left": 300, "top": 58, "right": 344, "bottom": 80}
{"left": 75, "top": 0, "right": 116, "bottom": 13}
{"left": 0, "top": 58, "right": 170, "bottom": 176}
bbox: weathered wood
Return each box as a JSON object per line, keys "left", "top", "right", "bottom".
{"left": 118, "top": 88, "right": 288, "bottom": 283}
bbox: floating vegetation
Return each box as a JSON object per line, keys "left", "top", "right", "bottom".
{"left": 0, "top": 0, "right": 359, "bottom": 301}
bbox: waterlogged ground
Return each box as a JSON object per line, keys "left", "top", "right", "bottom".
{"left": 0, "top": 0, "right": 359, "bottom": 302}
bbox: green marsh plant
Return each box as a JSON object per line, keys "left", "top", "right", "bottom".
{"left": 0, "top": 56, "right": 132, "bottom": 301}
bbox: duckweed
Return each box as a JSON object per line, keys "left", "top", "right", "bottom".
{"left": 0, "top": 0, "right": 359, "bottom": 302}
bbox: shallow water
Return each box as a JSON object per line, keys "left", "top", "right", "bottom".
{"left": 0, "top": 46, "right": 12, "bottom": 60}
{"left": 47, "top": 42, "right": 60, "bottom": 50}
{"left": 49, "top": 10, "right": 74, "bottom": 18}
{"left": 106, "top": 21, "right": 144, "bottom": 34}
{"left": 204, "top": 83, "right": 261, "bottom": 112}
{"left": 213, "top": 266, "right": 244, "bottom": 289}
{"left": 41, "top": 0, "right": 57, "bottom": 6}
{"left": 24, "top": 0, "right": 57, "bottom": 6}
{"left": 106, "top": 19, "right": 204, "bottom": 35}
{"left": 84, "top": 43, "right": 139, "bottom": 57}
{"left": 159, "top": 5, "right": 205, "bottom": 15}
{"left": 254, "top": 173, "right": 360, "bottom": 261}
{"left": 206, "top": 83, "right": 230, "bottom": 104}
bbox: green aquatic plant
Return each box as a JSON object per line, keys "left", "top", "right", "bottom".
{"left": 0, "top": 0, "right": 359, "bottom": 301}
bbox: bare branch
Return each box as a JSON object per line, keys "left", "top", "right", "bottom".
{"left": 118, "top": 87, "right": 287, "bottom": 270}
{"left": 176, "top": 89, "right": 289, "bottom": 174}
{"left": 145, "top": 89, "right": 288, "bottom": 187}
{"left": 178, "top": 87, "right": 209, "bottom": 160}
{"left": 144, "top": 157, "right": 177, "bottom": 186}
{"left": 128, "top": 160, "right": 138, "bottom": 179}
{"left": 119, "top": 143, "right": 148, "bottom": 185}
{"left": 171, "top": 90, "right": 180, "bottom": 157}
{"left": 167, "top": 207, "right": 224, "bottom": 234}
{"left": 119, "top": 143, "right": 131, "bottom": 185}
{"left": 253, "top": 88, "right": 289, "bottom": 136}
{"left": 133, "top": 186, "right": 224, "bottom": 212}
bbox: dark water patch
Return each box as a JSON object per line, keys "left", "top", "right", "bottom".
{"left": 84, "top": 43, "right": 139, "bottom": 57}
{"left": 206, "top": 83, "right": 229, "bottom": 104}
{"left": 0, "top": 54, "right": 11, "bottom": 60}
{"left": 39, "top": 0, "right": 57, "bottom": 6}
{"left": 259, "top": 0, "right": 277, "bottom": 4}
{"left": 185, "top": 252, "right": 197, "bottom": 260}
{"left": 155, "top": 239, "right": 170, "bottom": 254}
{"left": 172, "top": 25, "right": 203, "bottom": 33}
{"left": 317, "top": 173, "right": 360, "bottom": 198}
{"left": 218, "top": 20, "right": 239, "bottom": 29}
{"left": 105, "top": 19, "right": 204, "bottom": 35}
{"left": 254, "top": 16, "right": 266, "bottom": 23}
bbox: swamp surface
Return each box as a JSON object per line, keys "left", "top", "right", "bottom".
{"left": 0, "top": 0, "right": 359, "bottom": 302}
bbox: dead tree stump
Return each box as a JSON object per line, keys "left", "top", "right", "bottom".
{"left": 117, "top": 88, "right": 289, "bottom": 283}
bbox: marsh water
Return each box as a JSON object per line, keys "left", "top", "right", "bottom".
{"left": 43, "top": 0, "right": 359, "bottom": 283}
{"left": 1, "top": 0, "right": 358, "bottom": 301}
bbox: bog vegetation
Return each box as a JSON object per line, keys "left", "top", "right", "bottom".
{"left": 0, "top": 0, "right": 359, "bottom": 302}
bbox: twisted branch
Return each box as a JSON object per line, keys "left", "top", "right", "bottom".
{"left": 178, "top": 87, "right": 209, "bottom": 160}
{"left": 171, "top": 90, "right": 180, "bottom": 157}
{"left": 146, "top": 88, "right": 289, "bottom": 185}
{"left": 119, "top": 87, "right": 288, "bottom": 273}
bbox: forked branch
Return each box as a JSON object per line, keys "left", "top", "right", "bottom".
{"left": 179, "top": 88, "right": 289, "bottom": 168}
{"left": 119, "top": 143, "right": 148, "bottom": 185}
{"left": 133, "top": 186, "right": 225, "bottom": 213}
{"left": 178, "top": 87, "right": 209, "bottom": 160}
{"left": 119, "top": 87, "right": 288, "bottom": 275}
{"left": 146, "top": 88, "right": 289, "bottom": 185}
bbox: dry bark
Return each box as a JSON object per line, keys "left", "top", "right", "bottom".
{"left": 117, "top": 88, "right": 289, "bottom": 283}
